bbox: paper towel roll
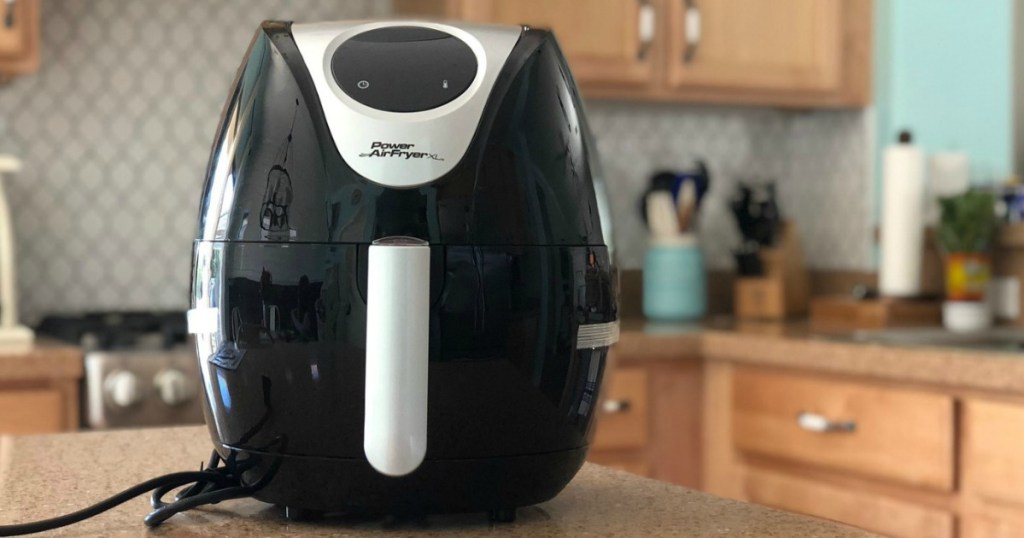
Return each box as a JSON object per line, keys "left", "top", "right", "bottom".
{"left": 925, "top": 152, "right": 969, "bottom": 225}
{"left": 880, "top": 132, "right": 925, "bottom": 297}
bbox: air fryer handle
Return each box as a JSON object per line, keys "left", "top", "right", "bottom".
{"left": 364, "top": 237, "right": 430, "bottom": 477}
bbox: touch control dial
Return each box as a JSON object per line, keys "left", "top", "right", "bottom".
{"left": 331, "top": 26, "right": 478, "bottom": 113}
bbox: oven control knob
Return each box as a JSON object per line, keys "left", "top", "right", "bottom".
{"left": 154, "top": 369, "right": 194, "bottom": 407}
{"left": 104, "top": 370, "right": 143, "bottom": 408}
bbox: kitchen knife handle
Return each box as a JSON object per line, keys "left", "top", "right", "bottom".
{"left": 364, "top": 237, "right": 430, "bottom": 477}
{"left": 682, "top": 0, "right": 701, "bottom": 63}
{"left": 637, "top": 0, "right": 656, "bottom": 60}
{"left": 797, "top": 411, "right": 856, "bottom": 434}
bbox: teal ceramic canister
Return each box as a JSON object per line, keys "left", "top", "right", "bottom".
{"left": 643, "top": 234, "right": 706, "bottom": 321}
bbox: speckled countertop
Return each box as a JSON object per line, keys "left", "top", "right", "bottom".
{"left": 618, "top": 318, "right": 1024, "bottom": 393}
{"left": 0, "top": 426, "right": 872, "bottom": 537}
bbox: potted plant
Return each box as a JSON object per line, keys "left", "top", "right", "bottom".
{"left": 937, "top": 191, "right": 999, "bottom": 331}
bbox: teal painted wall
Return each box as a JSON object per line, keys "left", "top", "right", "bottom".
{"left": 875, "top": 0, "right": 1014, "bottom": 185}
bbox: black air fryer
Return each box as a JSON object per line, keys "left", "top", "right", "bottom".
{"left": 190, "top": 19, "right": 618, "bottom": 521}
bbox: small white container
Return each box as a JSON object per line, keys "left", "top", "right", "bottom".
{"left": 942, "top": 301, "right": 993, "bottom": 333}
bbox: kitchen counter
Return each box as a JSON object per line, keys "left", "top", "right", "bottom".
{"left": 0, "top": 426, "right": 873, "bottom": 537}
{"left": 616, "top": 319, "right": 704, "bottom": 361}
{"left": 618, "top": 318, "right": 1024, "bottom": 393}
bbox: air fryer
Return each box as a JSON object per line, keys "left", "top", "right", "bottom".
{"left": 189, "top": 19, "right": 618, "bottom": 521}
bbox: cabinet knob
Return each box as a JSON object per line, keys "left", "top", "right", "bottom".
{"left": 683, "top": 0, "right": 702, "bottom": 63}
{"left": 4, "top": 0, "right": 14, "bottom": 29}
{"left": 797, "top": 411, "right": 856, "bottom": 433}
{"left": 104, "top": 370, "right": 144, "bottom": 409}
{"left": 636, "top": 0, "right": 656, "bottom": 60}
{"left": 154, "top": 369, "right": 196, "bottom": 407}
{"left": 602, "top": 399, "right": 632, "bottom": 414}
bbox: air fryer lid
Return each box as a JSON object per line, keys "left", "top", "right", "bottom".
{"left": 331, "top": 26, "right": 477, "bottom": 113}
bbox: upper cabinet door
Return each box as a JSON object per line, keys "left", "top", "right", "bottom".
{"left": 432, "top": 0, "right": 661, "bottom": 88}
{"left": 0, "top": 0, "right": 39, "bottom": 77}
{"left": 394, "top": 0, "right": 871, "bottom": 107}
{"left": 665, "top": 0, "right": 870, "bottom": 104}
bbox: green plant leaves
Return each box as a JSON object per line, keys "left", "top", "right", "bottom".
{"left": 938, "top": 191, "right": 998, "bottom": 253}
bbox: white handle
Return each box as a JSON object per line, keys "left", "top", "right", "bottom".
{"left": 364, "top": 237, "right": 430, "bottom": 477}
{"left": 683, "top": 0, "right": 701, "bottom": 63}
{"left": 602, "top": 399, "right": 632, "bottom": 413}
{"left": 797, "top": 411, "right": 856, "bottom": 433}
{"left": 637, "top": 0, "right": 656, "bottom": 60}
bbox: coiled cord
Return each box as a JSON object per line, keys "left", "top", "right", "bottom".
{"left": 0, "top": 450, "right": 255, "bottom": 536}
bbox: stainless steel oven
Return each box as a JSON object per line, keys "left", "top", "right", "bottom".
{"left": 37, "top": 312, "right": 203, "bottom": 429}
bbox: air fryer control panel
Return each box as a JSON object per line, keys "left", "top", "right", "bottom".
{"left": 291, "top": 20, "right": 521, "bottom": 187}
{"left": 331, "top": 26, "right": 478, "bottom": 113}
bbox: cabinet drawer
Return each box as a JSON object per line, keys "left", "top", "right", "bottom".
{"left": 0, "top": 389, "right": 64, "bottom": 434}
{"left": 961, "top": 507, "right": 1024, "bottom": 538}
{"left": 963, "top": 399, "right": 1024, "bottom": 505}
{"left": 732, "top": 368, "right": 954, "bottom": 491}
{"left": 593, "top": 367, "right": 649, "bottom": 450}
{"left": 746, "top": 468, "right": 954, "bottom": 538}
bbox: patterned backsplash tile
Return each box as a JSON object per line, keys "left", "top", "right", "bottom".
{"left": 587, "top": 101, "right": 873, "bottom": 273}
{"left": 0, "top": 0, "right": 872, "bottom": 324}
{"left": 0, "top": 0, "right": 391, "bottom": 324}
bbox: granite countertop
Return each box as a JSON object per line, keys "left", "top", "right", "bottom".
{"left": 0, "top": 339, "right": 82, "bottom": 381}
{"left": 618, "top": 317, "right": 1024, "bottom": 393}
{"left": 0, "top": 426, "right": 872, "bottom": 537}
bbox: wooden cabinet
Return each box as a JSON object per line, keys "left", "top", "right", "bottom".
{"left": 705, "top": 363, "right": 957, "bottom": 538}
{"left": 733, "top": 368, "right": 954, "bottom": 491}
{"left": 395, "top": 0, "right": 872, "bottom": 108}
{"left": 745, "top": 468, "right": 954, "bottom": 538}
{"left": 587, "top": 353, "right": 703, "bottom": 488}
{"left": 0, "top": 342, "right": 83, "bottom": 434}
{"left": 593, "top": 367, "right": 650, "bottom": 450}
{"left": 705, "top": 361, "right": 1024, "bottom": 538}
{"left": 664, "top": 0, "right": 870, "bottom": 105}
{"left": 961, "top": 508, "right": 1024, "bottom": 538}
{"left": 416, "top": 0, "right": 658, "bottom": 87}
{"left": 962, "top": 399, "right": 1024, "bottom": 506}
{"left": 962, "top": 399, "right": 1024, "bottom": 537}
{"left": 0, "top": 0, "right": 40, "bottom": 78}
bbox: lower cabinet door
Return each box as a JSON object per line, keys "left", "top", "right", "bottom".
{"left": 961, "top": 508, "right": 1024, "bottom": 538}
{"left": 745, "top": 468, "right": 954, "bottom": 538}
{"left": 593, "top": 367, "right": 650, "bottom": 450}
{"left": 0, "top": 389, "right": 65, "bottom": 434}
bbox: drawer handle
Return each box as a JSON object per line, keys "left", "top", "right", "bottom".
{"left": 602, "top": 399, "right": 632, "bottom": 414}
{"left": 636, "top": 0, "right": 656, "bottom": 60}
{"left": 682, "top": 0, "right": 701, "bottom": 63}
{"left": 797, "top": 411, "right": 856, "bottom": 433}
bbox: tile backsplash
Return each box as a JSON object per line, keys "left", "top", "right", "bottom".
{"left": 587, "top": 102, "right": 873, "bottom": 272}
{"left": 0, "top": 0, "right": 391, "bottom": 324}
{"left": 0, "top": 1, "right": 872, "bottom": 324}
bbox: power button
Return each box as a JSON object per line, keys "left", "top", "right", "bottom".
{"left": 357, "top": 80, "right": 370, "bottom": 89}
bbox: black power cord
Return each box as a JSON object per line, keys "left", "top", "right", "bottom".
{"left": 0, "top": 450, "right": 258, "bottom": 536}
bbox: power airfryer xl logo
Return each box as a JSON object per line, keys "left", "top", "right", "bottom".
{"left": 359, "top": 141, "right": 444, "bottom": 161}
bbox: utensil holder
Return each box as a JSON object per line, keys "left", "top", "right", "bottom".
{"left": 734, "top": 221, "right": 809, "bottom": 320}
{"left": 643, "top": 235, "right": 706, "bottom": 321}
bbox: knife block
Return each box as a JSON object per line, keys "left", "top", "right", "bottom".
{"left": 734, "top": 221, "right": 810, "bottom": 320}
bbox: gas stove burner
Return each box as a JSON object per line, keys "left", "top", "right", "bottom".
{"left": 37, "top": 311, "right": 188, "bottom": 351}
